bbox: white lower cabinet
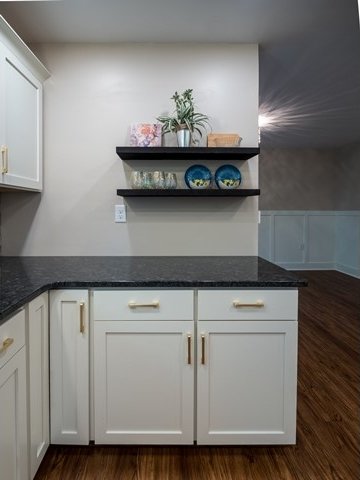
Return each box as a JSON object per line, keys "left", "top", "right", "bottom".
{"left": 93, "top": 290, "right": 195, "bottom": 444}
{"left": 197, "top": 289, "right": 298, "bottom": 445}
{"left": 93, "top": 288, "right": 298, "bottom": 446}
{"left": 50, "top": 290, "right": 89, "bottom": 445}
{"left": 45, "top": 287, "right": 298, "bottom": 448}
{"left": 27, "top": 293, "right": 49, "bottom": 479}
{"left": 197, "top": 320, "right": 298, "bottom": 445}
{"left": 94, "top": 320, "right": 194, "bottom": 444}
{"left": 0, "top": 310, "right": 28, "bottom": 480}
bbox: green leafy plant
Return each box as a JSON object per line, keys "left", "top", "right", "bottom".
{"left": 157, "top": 89, "right": 210, "bottom": 138}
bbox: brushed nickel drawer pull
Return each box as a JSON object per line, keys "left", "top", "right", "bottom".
{"left": 187, "top": 334, "right": 192, "bottom": 365}
{"left": 79, "top": 302, "right": 85, "bottom": 333}
{"left": 201, "top": 334, "right": 205, "bottom": 365}
{"left": 128, "top": 301, "right": 160, "bottom": 309}
{"left": 0, "top": 337, "right": 14, "bottom": 354}
{"left": 233, "top": 300, "right": 264, "bottom": 308}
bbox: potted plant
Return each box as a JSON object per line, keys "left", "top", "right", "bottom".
{"left": 157, "top": 89, "right": 210, "bottom": 146}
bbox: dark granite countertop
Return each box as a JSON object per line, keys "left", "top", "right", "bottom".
{"left": 0, "top": 256, "right": 307, "bottom": 324}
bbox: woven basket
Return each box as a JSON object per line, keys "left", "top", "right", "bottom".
{"left": 207, "top": 133, "right": 241, "bottom": 147}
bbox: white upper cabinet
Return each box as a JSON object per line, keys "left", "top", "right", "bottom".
{"left": 1, "top": 44, "right": 42, "bottom": 189}
{"left": 0, "top": 16, "right": 49, "bottom": 191}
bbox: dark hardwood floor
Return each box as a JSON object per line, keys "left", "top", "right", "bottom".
{"left": 35, "top": 271, "right": 360, "bottom": 480}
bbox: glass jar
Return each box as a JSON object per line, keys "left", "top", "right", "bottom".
{"left": 141, "top": 171, "right": 153, "bottom": 189}
{"left": 153, "top": 171, "right": 166, "bottom": 189}
{"left": 164, "top": 172, "right": 177, "bottom": 189}
{"left": 130, "top": 171, "right": 143, "bottom": 189}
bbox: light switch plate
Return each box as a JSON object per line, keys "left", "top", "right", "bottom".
{"left": 115, "top": 204, "right": 126, "bottom": 223}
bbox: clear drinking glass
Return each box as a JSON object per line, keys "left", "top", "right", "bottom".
{"left": 164, "top": 172, "right": 177, "bottom": 189}
{"left": 130, "top": 171, "right": 143, "bottom": 189}
{"left": 141, "top": 171, "right": 153, "bottom": 189}
{"left": 153, "top": 171, "right": 166, "bottom": 189}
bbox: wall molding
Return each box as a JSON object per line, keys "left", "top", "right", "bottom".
{"left": 335, "top": 263, "right": 360, "bottom": 278}
{"left": 259, "top": 211, "right": 360, "bottom": 279}
{"left": 277, "top": 262, "right": 336, "bottom": 271}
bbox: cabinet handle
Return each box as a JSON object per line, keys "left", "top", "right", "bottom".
{"left": 79, "top": 302, "right": 85, "bottom": 333}
{"left": 0, "top": 337, "right": 14, "bottom": 354}
{"left": 1, "top": 145, "right": 8, "bottom": 174}
{"left": 233, "top": 300, "right": 264, "bottom": 308}
{"left": 128, "top": 301, "right": 160, "bottom": 309}
{"left": 187, "top": 334, "right": 192, "bottom": 365}
{"left": 201, "top": 334, "right": 205, "bottom": 365}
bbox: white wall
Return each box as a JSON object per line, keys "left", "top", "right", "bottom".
{"left": 1, "top": 43, "right": 259, "bottom": 256}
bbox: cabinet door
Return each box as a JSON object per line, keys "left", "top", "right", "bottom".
{"left": 197, "top": 320, "right": 298, "bottom": 445}
{"left": 1, "top": 44, "right": 42, "bottom": 190}
{"left": 28, "top": 293, "right": 49, "bottom": 478}
{"left": 0, "top": 44, "right": 5, "bottom": 151}
{"left": 94, "top": 320, "right": 194, "bottom": 444}
{"left": 50, "top": 290, "right": 89, "bottom": 444}
{"left": 0, "top": 347, "right": 28, "bottom": 480}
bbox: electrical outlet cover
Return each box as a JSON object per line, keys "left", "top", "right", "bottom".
{"left": 115, "top": 204, "right": 126, "bottom": 223}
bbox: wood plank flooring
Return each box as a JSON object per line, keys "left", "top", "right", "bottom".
{"left": 35, "top": 271, "right": 360, "bottom": 480}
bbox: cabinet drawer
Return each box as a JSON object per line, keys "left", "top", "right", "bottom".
{"left": 0, "top": 309, "right": 26, "bottom": 369}
{"left": 93, "top": 290, "right": 194, "bottom": 321}
{"left": 198, "top": 290, "right": 298, "bottom": 321}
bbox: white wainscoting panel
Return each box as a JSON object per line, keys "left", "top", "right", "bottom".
{"left": 258, "top": 213, "right": 272, "bottom": 261}
{"left": 307, "top": 213, "right": 336, "bottom": 265}
{"left": 335, "top": 212, "right": 360, "bottom": 278}
{"left": 259, "top": 211, "right": 360, "bottom": 278}
{"left": 273, "top": 214, "right": 305, "bottom": 265}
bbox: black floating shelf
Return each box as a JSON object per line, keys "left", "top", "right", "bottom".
{"left": 116, "top": 146, "right": 260, "bottom": 161}
{"left": 117, "top": 189, "right": 260, "bottom": 197}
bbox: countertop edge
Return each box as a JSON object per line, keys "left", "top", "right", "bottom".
{"left": 0, "top": 279, "right": 307, "bottom": 325}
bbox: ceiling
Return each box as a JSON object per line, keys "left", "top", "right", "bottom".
{"left": 0, "top": 0, "right": 359, "bottom": 149}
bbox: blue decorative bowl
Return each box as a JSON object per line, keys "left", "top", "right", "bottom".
{"left": 215, "top": 165, "right": 241, "bottom": 189}
{"left": 184, "top": 165, "right": 212, "bottom": 189}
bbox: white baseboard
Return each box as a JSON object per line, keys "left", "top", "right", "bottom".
{"left": 278, "top": 262, "right": 335, "bottom": 271}
{"left": 278, "top": 262, "right": 360, "bottom": 278}
{"left": 335, "top": 263, "right": 360, "bottom": 279}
